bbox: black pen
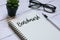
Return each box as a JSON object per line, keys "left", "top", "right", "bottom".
{"left": 42, "top": 13, "right": 60, "bottom": 31}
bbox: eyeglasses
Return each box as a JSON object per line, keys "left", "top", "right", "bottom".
{"left": 29, "top": 0, "right": 56, "bottom": 13}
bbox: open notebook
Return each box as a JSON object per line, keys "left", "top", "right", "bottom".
{"left": 8, "top": 9, "right": 60, "bottom": 40}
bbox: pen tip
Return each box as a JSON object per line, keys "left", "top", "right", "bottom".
{"left": 42, "top": 13, "right": 47, "bottom": 18}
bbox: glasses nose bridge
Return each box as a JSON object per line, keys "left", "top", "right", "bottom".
{"left": 42, "top": 4, "right": 47, "bottom": 7}
{"left": 39, "top": 3, "right": 43, "bottom": 6}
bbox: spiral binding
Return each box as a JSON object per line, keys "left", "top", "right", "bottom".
{"left": 8, "top": 20, "right": 27, "bottom": 40}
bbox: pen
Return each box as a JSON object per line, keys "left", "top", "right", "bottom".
{"left": 42, "top": 13, "right": 60, "bottom": 31}
{"left": 8, "top": 22, "right": 27, "bottom": 40}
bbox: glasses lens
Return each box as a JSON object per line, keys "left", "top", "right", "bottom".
{"left": 44, "top": 8, "right": 53, "bottom": 13}
{"left": 29, "top": 1, "right": 41, "bottom": 9}
{"left": 44, "top": 4, "right": 56, "bottom": 13}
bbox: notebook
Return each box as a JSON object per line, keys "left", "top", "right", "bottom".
{"left": 8, "top": 10, "right": 48, "bottom": 40}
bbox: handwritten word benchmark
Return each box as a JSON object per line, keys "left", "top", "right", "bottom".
{"left": 17, "top": 15, "right": 40, "bottom": 27}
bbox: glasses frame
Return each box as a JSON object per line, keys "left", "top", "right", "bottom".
{"left": 29, "top": 0, "right": 56, "bottom": 13}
